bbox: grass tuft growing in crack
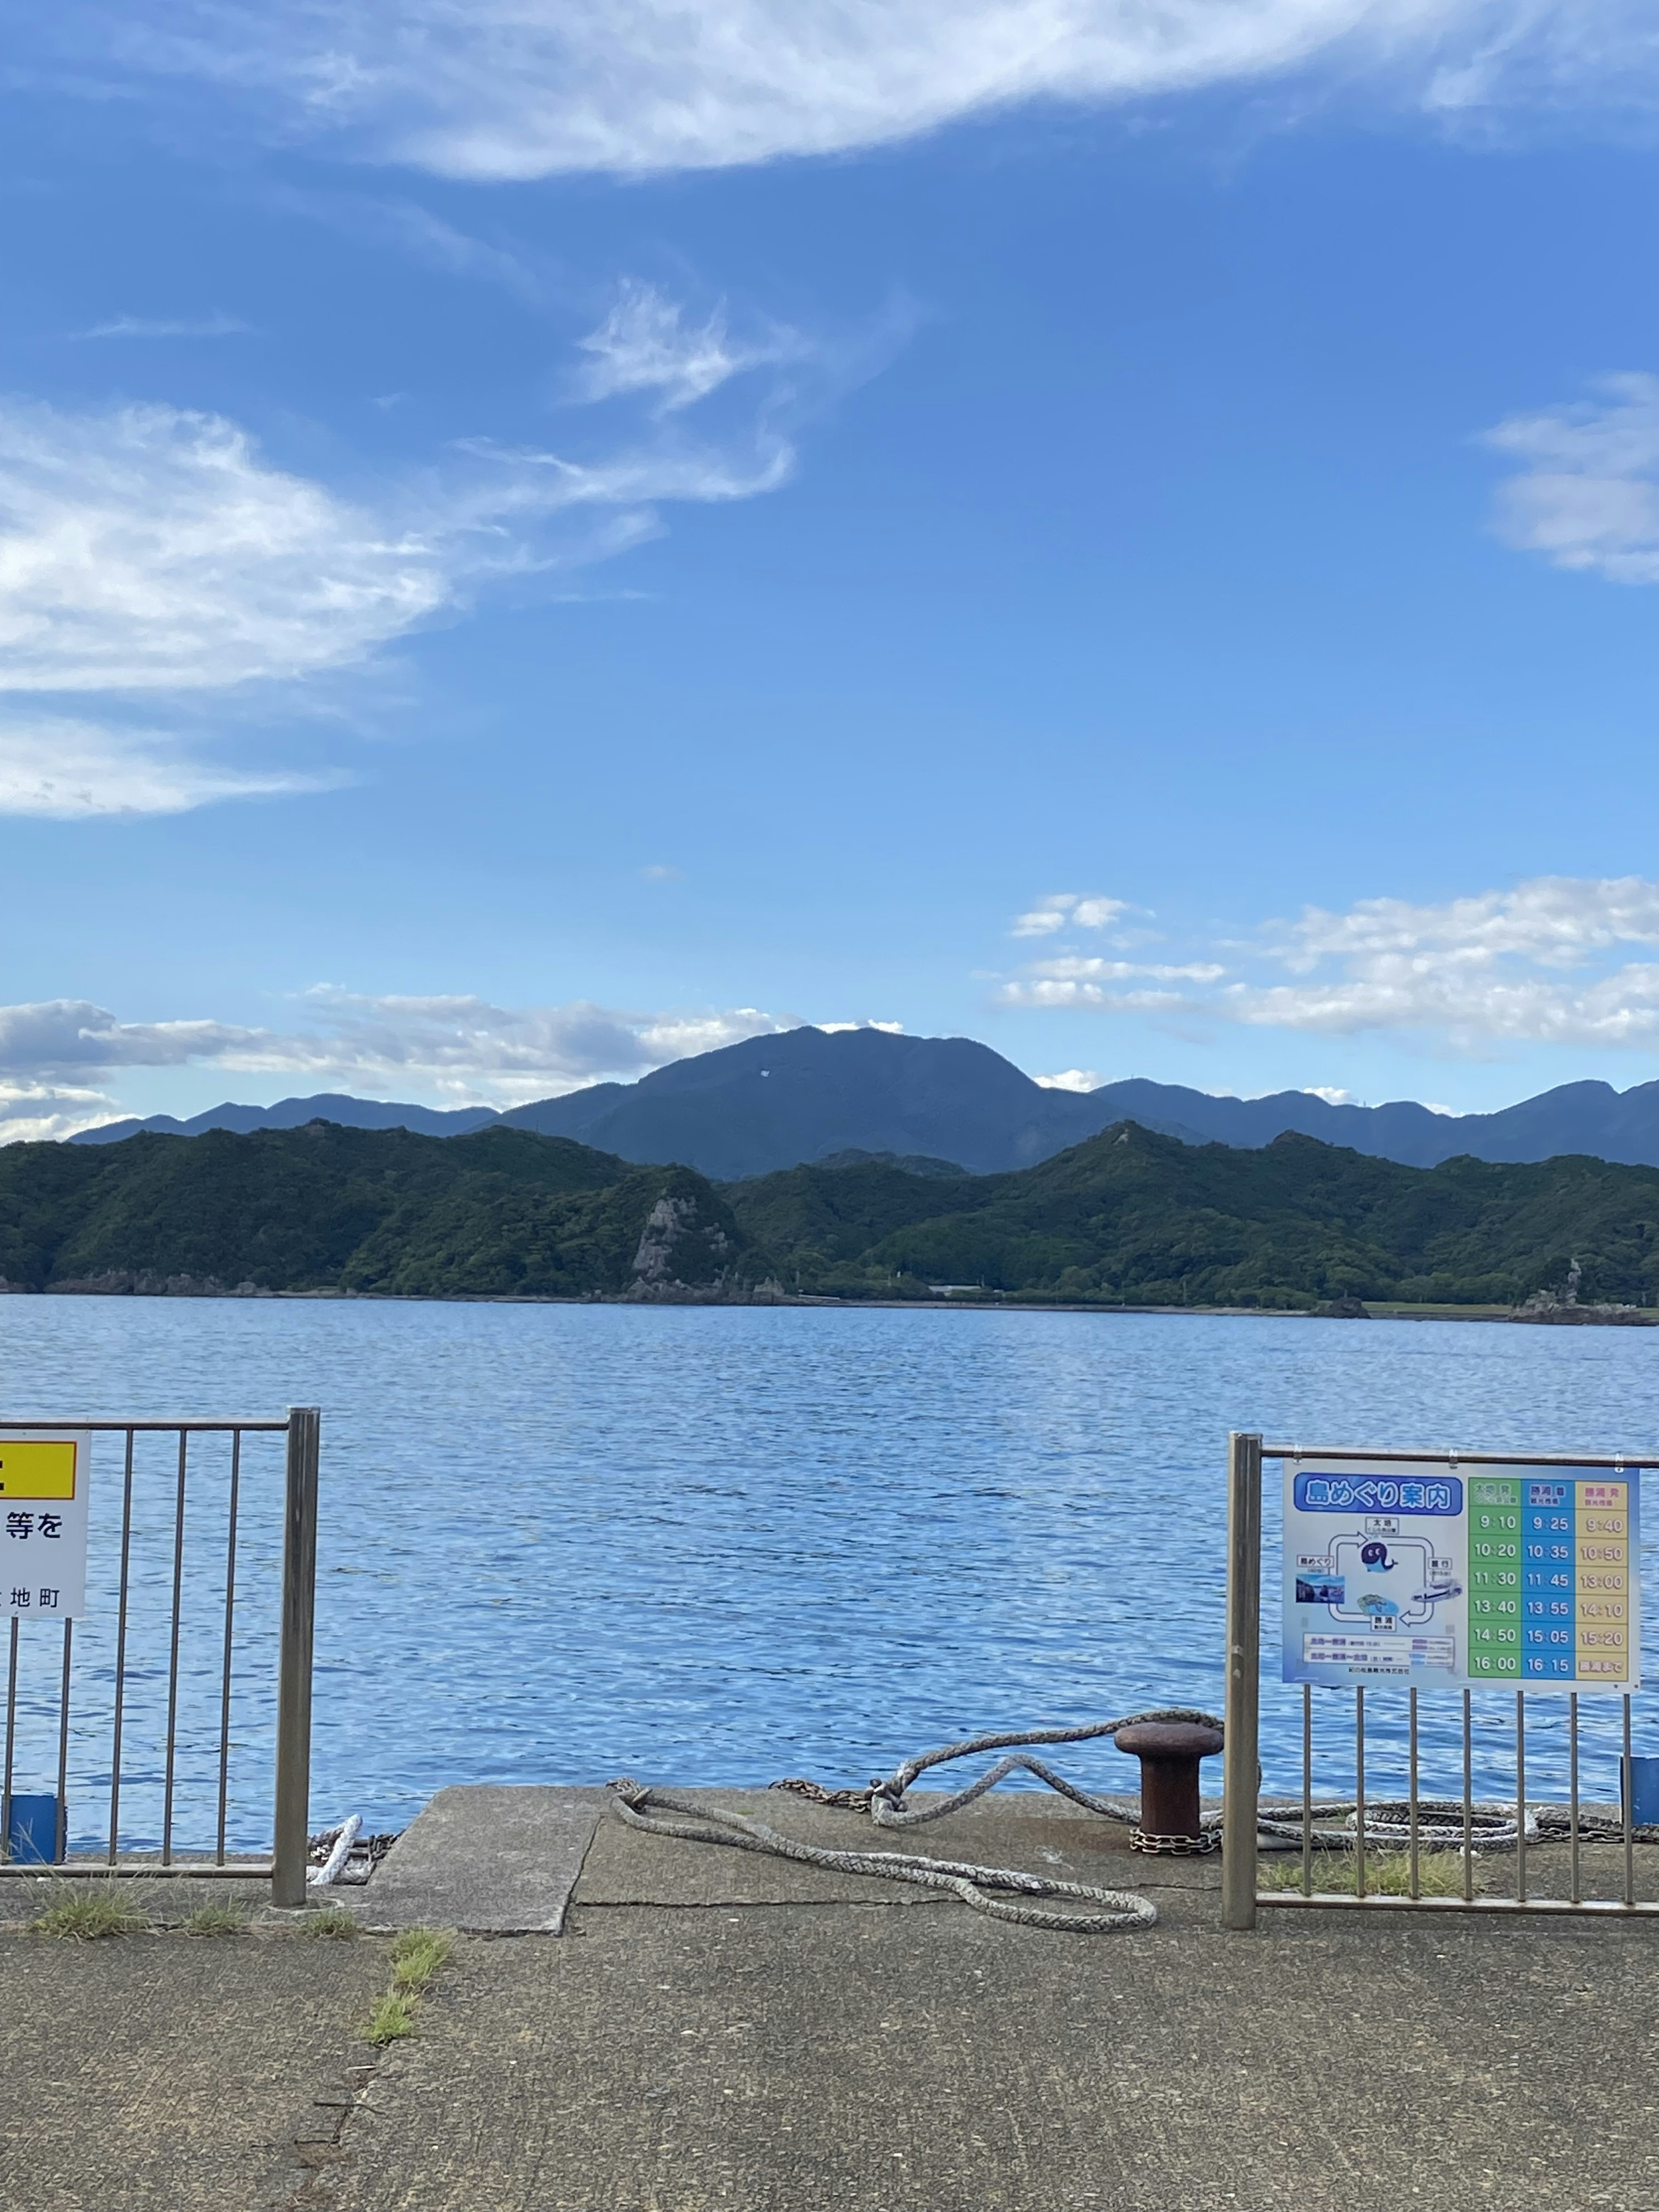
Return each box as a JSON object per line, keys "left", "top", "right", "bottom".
{"left": 359, "top": 1926, "right": 457, "bottom": 2046}
{"left": 1258, "top": 1849, "right": 1478, "bottom": 1897}
{"left": 362, "top": 1992, "right": 419, "bottom": 2045}
{"left": 185, "top": 1901, "right": 247, "bottom": 1937}
{"left": 297, "top": 1902, "right": 361, "bottom": 1939}
{"left": 389, "top": 1926, "right": 454, "bottom": 1993}
{"left": 32, "top": 1887, "right": 147, "bottom": 1940}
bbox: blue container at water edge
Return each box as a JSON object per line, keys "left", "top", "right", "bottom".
{"left": 5, "top": 1792, "right": 60, "bottom": 1865}
{"left": 1624, "top": 1758, "right": 1659, "bottom": 1828}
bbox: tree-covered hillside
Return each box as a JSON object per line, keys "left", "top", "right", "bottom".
{"left": 726, "top": 1124, "right": 1659, "bottom": 1308}
{"left": 5, "top": 1117, "right": 1659, "bottom": 1307}
{"left": 0, "top": 1122, "right": 759, "bottom": 1300}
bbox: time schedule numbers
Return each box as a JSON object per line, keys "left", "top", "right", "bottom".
{"left": 1467, "top": 1476, "right": 1634, "bottom": 1685}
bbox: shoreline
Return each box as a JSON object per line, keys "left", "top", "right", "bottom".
{"left": 2, "top": 1284, "right": 1653, "bottom": 1324}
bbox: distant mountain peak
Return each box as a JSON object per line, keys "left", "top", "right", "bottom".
{"left": 62, "top": 1029, "right": 1659, "bottom": 1181}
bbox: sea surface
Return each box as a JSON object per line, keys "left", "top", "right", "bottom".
{"left": 3, "top": 1297, "right": 1657, "bottom": 1852}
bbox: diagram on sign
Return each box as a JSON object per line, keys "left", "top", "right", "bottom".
{"left": 1295, "top": 1527, "right": 1461, "bottom": 1630}
{"left": 1281, "top": 1460, "right": 1641, "bottom": 1691}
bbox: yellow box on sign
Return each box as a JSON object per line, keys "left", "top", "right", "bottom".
{"left": 0, "top": 1441, "right": 77, "bottom": 1499}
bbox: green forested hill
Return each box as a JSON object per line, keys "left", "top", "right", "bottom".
{"left": 3, "top": 1116, "right": 1659, "bottom": 1306}
{"left": 725, "top": 1124, "right": 1659, "bottom": 1308}
{"left": 0, "top": 1122, "right": 758, "bottom": 1299}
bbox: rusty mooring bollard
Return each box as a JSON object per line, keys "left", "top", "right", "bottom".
{"left": 1114, "top": 1720, "right": 1225, "bottom": 1854}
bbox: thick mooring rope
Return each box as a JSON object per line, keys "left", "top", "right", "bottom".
{"left": 607, "top": 1780, "right": 1159, "bottom": 1932}
{"left": 610, "top": 1707, "right": 1227, "bottom": 1932}
{"left": 610, "top": 1707, "right": 1659, "bottom": 1935}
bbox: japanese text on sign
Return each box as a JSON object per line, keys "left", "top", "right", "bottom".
{"left": 1282, "top": 1457, "right": 1641, "bottom": 1691}
{"left": 1, "top": 1433, "right": 90, "bottom": 1621}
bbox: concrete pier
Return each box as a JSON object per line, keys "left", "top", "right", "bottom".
{"left": 4, "top": 1786, "right": 1658, "bottom": 2209}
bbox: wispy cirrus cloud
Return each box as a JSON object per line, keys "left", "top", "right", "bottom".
{"left": 0, "top": 715, "right": 343, "bottom": 819}
{"left": 273, "top": 190, "right": 547, "bottom": 303}
{"left": 59, "top": 1, "right": 1659, "bottom": 181}
{"left": 998, "top": 874, "right": 1659, "bottom": 1053}
{"left": 575, "top": 281, "right": 810, "bottom": 414}
{"left": 77, "top": 312, "right": 254, "bottom": 340}
{"left": 0, "top": 280, "right": 837, "bottom": 816}
{"left": 0, "top": 400, "right": 453, "bottom": 696}
{"left": 1485, "top": 373, "right": 1659, "bottom": 586}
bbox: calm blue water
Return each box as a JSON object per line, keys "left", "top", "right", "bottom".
{"left": 3, "top": 1297, "right": 1657, "bottom": 1851}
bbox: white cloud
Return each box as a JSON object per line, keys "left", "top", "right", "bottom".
{"left": 1011, "top": 893, "right": 1131, "bottom": 937}
{"left": 0, "top": 714, "right": 344, "bottom": 817}
{"left": 78, "top": 313, "right": 253, "bottom": 340}
{"left": 0, "top": 1081, "right": 124, "bottom": 1145}
{"left": 0, "top": 992, "right": 805, "bottom": 1133}
{"left": 1486, "top": 374, "right": 1659, "bottom": 585}
{"left": 998, "top": 873, "right": 1659, "bottom": 1053}
{"left": 276, "top": 191, "right": 546, "bottom": 302}
{"left": 1024, "top": 957, "right": 1226, "bottom": 982}
{"left": 1278, "top": 875, "right": 1659, "bottom": 968}
{"left": 575, "top": 280, "right": 807, "bottom": 414}
{"left": 0, "top": 400, "right": 453, "bottom": 694}
{"left": 0, "top": 292, "right": 817, "bottom": 812}
{"left": 1222, "top": 961, "right": 1659, "bottom": 1046}
{"left": 1034, "top": 1068, "right": 1103, "bottom": 1091}
{"left": 1304, "top": 1084, "right": 1357, "bottom": 1105}
{"left": 81, "top": 1, "right": 1659, "bottom": 180}
{"left": 0, "top": 1001, "right": 267, "bottom": 1075}
{"left": 235, "top": 989, "right": 800, "bottom": 1100}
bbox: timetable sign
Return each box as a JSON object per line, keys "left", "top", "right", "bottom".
{"left": 1282, "top": 1458, "right": 1641, "bottom": 1692}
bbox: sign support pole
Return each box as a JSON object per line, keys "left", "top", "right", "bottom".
{"left": 1222, "top": 1429, "right": 1262, "bottom": 1931}
{"left": 272, "top": 1408, "right": 320, "bottom": 1908}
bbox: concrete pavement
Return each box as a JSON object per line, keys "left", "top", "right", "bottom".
{"left": 4, "top": 1788, "right": 1657, "bottom": 2211}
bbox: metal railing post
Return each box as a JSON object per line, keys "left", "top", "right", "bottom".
{"left": 1222, "top": 1429, "right": 1263, "bottom": 1930}
{"left": 272, "top": 1407, "right": 321, "bottom": 1907}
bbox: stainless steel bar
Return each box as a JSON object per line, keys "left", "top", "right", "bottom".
{"left": 0, "top": 1419, "right": 290, "bottom": 1433}
{"left": 1515, "top": 1692, "right": 1526, "bottom": 1904}
{"left": 106, "top": 1430, "right": 136, "bottom": 1865}
{"left": 1624, "top": 1695, "right": 1636, "bottom": 1910}
{"left": 1221, "top": 1430, "right": 1262, "bottom": 1932}
{"left": 1262, "top": 1446, "right": 1659, "bottom": 1468}
{"left": 1, "top": 1617, "right": 16, "bottom": 1865}
{"left": 161, "top": 1430, "right": 188, "bottom": 1866}
{"left": 1462, "top": 1689, "right": 1474, "bottom": 1904}
{"left": 0, "top": 1859, "right": 274, "bottom": 1881}
{"left": 216, "top": 1431, "right": 242, "bottom": 1866}
{"left": 54, "top": 1621, "right": 72, "bottom": 1864}
{"left": 1569, "top": 1693, "right": 1581, "bottom": 1907}
{"left": 1261, "top": 1893, "right": 1659, "bottom": 1917}
{"left": 1301, "top": 1683, "right": 1312, "bottom": 1897}
{"left": 1408, "top": 1688, "right": 1420, "bottom": 1900}
{"left": 1355, "top": 1687, "right": 1366, "bottom": 1900}
{"left": 272, "top": 1408, "right": 321, "bottom": 1910}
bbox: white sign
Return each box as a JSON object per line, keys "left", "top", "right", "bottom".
{"left": 1282, "top": 1457, "right": 1640, "bottom": 1692}
{"left": 0, "top": 1431, "right": 90, "bottom": 1621}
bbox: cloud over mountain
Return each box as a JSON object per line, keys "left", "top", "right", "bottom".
{"left": 1000, "top": 874, "right": 1659, "bottom": 1052}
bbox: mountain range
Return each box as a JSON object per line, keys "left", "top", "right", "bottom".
{"left": 67, "top": 1025, "right": 1659, "bottom": 1179}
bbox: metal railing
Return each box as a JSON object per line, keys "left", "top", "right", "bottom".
{"left": 1222, "top": 1430, "right": 1658, "bottom": 1928}
{"left": 0, "top": 1409, "right": 318, "bottom": 1906}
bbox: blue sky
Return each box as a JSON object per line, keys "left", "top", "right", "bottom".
{"left": 5, "top": 3, "right": 1659, "bottom": 1135}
